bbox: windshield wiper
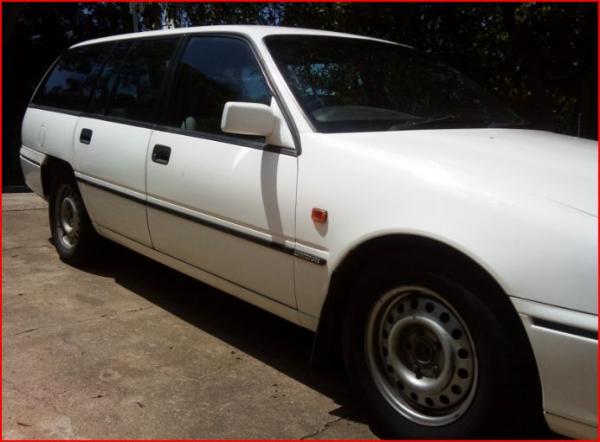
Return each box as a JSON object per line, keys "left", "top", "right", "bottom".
{"left": 487, "top": 118, "right": 530, "bottom": 129}
{"left": 387, "top": 114, "right": 526, "bottom": 131}
{"left": 387, "top": 114, "right": 462, "bottom": 131}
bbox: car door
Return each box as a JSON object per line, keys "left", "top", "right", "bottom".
{"left": 74, "top": 37, "right": 180, "bottom": 247}
{"left": 146, "top": 35, "right": 298, "bottom": 307}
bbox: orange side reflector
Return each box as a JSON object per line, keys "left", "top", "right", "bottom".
{"left": 311, "top": 208, "right": 328, "bottom": 223}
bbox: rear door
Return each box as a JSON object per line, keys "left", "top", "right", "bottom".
{"left": 146, "top": 35, "right": 299, "bottom": 307}
{"left": 25, "top": 43, "right": 108, "bottom": 168}
{"left": 74, "top": 37, "right": 180, "bottom": 246}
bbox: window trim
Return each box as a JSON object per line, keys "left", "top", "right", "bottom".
{"left": 156, "top": 33, "right": 274, "bottom": 142}
{"left": 242, "top": 33, "right": 302, "bottom": 155}
{"left": 156, "top": 36, "right": 189, "bottom": 128}
{"left": 27, "top": 31, "right": 302, "bottom": 157}
{"left": 103, "top": 37, "right": 181, "bottom": 124}
{"left": 28, "top": 103, "right": 82, "bottom": 117}
{"left": 87, "top": 40, "right": 134, "bottom": 117}
{"left": 28, "top": 54, "right": 62, "bottom": 107}
{"left": 152, "top": 122, "right": 298, "bottom": 157}
{"left": 29, "top": 43, "right": 111, "bottom": 113}
{"left": 261, "top": 34, "right": 322, "bottom": 134}
{"left": 156, "top": 32, "right": 300, "bottom": 155}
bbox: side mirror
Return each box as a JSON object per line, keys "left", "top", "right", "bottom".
{"left": 221, "top": 102, "right": 275, "bottom": 137}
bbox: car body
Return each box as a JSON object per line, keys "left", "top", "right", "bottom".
{"left": 20, "top": 25, "right": 597, "bottom": 438}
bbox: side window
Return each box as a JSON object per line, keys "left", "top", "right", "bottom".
{"left": 103, "top": 38, "right": 178, "bottom": 123}
{"left": 165, "top": 36, "right": 272, "bottom": 137}
{"left": 32, "top": 44, "right": 108, "bottom": 112}
{"left": 88, "top": 42, "right": 132, "bottom": 115}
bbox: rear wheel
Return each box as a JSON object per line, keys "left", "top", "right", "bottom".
{"left": 343, "top": 254, "right": 542, "bottom": 438}
{"left": 49, "top": 179, "right": 98, "bottom": 265}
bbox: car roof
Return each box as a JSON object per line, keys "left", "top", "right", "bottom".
{"left": 70, "top": 24, "right": 410, "bottom": 49}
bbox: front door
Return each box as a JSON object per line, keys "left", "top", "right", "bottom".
{"left": 146, "top": 35, "right": 298, "bottom": 307}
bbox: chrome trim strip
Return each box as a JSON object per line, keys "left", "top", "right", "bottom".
{"left": 19, "top": 155, "right": 41, "bottom": 168}
{"left": 76, "top": 174, "right": 326, "bottom": 265}
{"left": 532, "top": 317, "right": 598, "bottom": 340}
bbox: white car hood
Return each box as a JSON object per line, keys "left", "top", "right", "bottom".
{"left": 332, "top": 129, "right": 598, "bottom": 217}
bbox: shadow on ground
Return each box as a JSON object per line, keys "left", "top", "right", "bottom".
{"left": 66, "top": 238, "right": 374, "bottom": 434}
{"left": 46, "top": 236, "right": 560, "bottom": 440}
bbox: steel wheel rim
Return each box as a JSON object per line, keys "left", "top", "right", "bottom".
{"left": 365, "top": 286, "right": 478, "bottom": 426}
{"left": 56, "top": 186, "right": 80, "bottom": 249}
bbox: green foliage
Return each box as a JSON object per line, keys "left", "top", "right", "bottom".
{"left": 275, "top": 3, "right": 596, "bottom": 137}
{"left": 2, "top": 3, "right": 597, "bottom": 185}
{"left": 215, "top": 3, "right": 594, "bottom": 137}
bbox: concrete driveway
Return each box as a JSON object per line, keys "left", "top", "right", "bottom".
{"left": 2, "top": 192, "right": 376, "bottom": 439}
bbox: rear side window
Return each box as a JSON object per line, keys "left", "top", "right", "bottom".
{"left": 164, "top": 36, "right": 271, "bottom": 136}
{"left": 88, "top": 42, "right": 132, "bottom": 115}
{"left": 33, "top": 44, "right": 108, "bottom": 112}
{"left": 104, "top": 38, "right": 178, "bottom": 123}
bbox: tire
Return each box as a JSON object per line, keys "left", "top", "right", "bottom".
{"left": 49, "top": 178, "right": 98, "bottom": 266}
{"left": 342, "top": 252, "right": 542, "bottom": 439}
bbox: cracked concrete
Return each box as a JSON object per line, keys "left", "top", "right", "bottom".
{"left": 300, "top": 416, "right": 345, "bottom": 439}
{"left": 11, "top": 306, "right": 156, "bottom": 337}
{"left": 2, "top": 192, "right": 376, "bottom": 439}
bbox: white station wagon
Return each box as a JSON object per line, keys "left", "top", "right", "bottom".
{"left": 20, "top": 25, "right": 597, "bottom": 439}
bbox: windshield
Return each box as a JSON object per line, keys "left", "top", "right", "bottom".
{"left": 264, "top": 35, "right": 522, "bottom": 133}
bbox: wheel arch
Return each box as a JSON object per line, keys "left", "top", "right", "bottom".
{"left": 41, "top": 155, "right": 76, "bottom": 197}
{"left": 311, "top": 233, "right": 542, "bottom": 406}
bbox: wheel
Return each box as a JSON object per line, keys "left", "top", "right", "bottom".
{"left": 343, "top": 253, "right": 541, "bottom": 438}
{"left": 49, "top": 179, "right": 98, "bottom": 265}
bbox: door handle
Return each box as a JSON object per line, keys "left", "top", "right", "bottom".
{"left": 80, "top": 128, "right": 93, "bottom": 145}
{"left": 152, "top": 144, "right": 172, "bottom": 165}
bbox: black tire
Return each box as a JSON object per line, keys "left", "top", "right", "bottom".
{"left": 342, "top": 252, "right": 543, "bottom": 439}
{"left": 49, "top": 177, "right": 98, "bottom": 266}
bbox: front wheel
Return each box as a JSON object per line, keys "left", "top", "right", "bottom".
{"left": 343, "top": 257, "right": 542, "bottom": 438}
{"left": 365, "top": 286, "right": 478, "bottom": 427}
{"left": 49, "top": 180, "right": 98, "bottom": 265}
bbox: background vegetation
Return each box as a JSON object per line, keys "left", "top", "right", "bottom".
{"left": 3, "top": 2, "right": 597, "bottom": 187}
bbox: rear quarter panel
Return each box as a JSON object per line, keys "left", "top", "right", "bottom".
{"left": 21, "top": 107, "right": 78, "bottom": 163}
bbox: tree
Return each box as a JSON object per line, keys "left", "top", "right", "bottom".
{"left": 2, "top": 3, "right": 596, "bottom": 187}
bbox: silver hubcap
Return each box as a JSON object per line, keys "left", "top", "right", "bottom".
{"left": 365, "top": 286, "right": 477, "bottom": 426}
{"left": 56, "top": 186, "right": 80, "bottom": 249}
